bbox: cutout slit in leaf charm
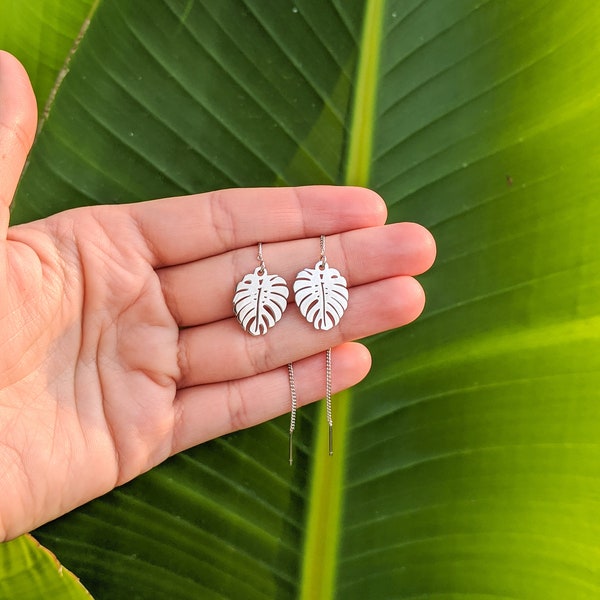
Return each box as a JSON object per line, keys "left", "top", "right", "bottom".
{"left": 293, "top": 261, "right": 348, "bottom": 330}
{"left": 234, "top": 267, "right": 289, "bottom": 336}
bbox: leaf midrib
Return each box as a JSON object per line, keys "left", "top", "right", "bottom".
{"left": 298, "top": 1, "right": 385, "bottom": 598}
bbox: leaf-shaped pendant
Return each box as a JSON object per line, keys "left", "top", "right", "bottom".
{"left": 233, "top": 267, "right": 289, "bottom": 336}
{"left": 294, "top": 261, "right": 348, "bottom": 330}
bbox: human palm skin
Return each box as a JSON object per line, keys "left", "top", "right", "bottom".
{"left": 0, "top": 52, "right": 435, "bottom": 540}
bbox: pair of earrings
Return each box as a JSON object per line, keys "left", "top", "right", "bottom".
{"left": 233, "top": 236, "right": 348, "bottom": 334}
{"left": 233, "top": 236, "right": 348, "bottom": 464}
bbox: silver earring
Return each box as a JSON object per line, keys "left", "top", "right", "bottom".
{"left": 293, "top": 235, "right": 348, "bottom": 456}
{"left": 293, "top": 235, "right": 348, "bottom": 330}
{"left": 233, "top": 242, "right": 289, "bottom": 336}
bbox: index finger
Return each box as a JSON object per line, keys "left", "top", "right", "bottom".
{"left": 127, "top": 185, "right": 387, "bottom": 267}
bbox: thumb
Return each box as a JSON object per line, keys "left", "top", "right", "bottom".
{"left": 0, "top": 51, "right": 37, "bottom": 237}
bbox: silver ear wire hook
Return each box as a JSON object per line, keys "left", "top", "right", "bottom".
{"left": 257, "top": 242, "right": 266, "bottom": 275}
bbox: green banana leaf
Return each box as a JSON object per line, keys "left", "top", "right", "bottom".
{"left": 0, "top": 535, "right": 90, "bottom": 599}
{"left": 2, "top": 0, "right": 600, "bottom": 598}
{"left": 0, "top": 0, "right": 95, "bottom": 115}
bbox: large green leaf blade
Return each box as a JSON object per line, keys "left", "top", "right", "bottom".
{"left": 339, "top": 0, "right": 600, "bottom": 597}
{"left": 11, "top": 0, "right": 359, "bottom": 222}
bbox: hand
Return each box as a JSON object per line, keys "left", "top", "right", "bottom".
{"left": 0, "top": 51, "right": 436, "bottom": 540}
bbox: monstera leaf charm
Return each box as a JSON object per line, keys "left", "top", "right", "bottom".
{"left": 293, "top": 261, "right": 349, "bottom": 330}
{"left": 233, "top": 267, "right": 289, "bottom": 336}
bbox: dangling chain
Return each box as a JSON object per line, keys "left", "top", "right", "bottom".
{"left": 288, "top": 362, "right": 297, "bottom": 465}
{"left": 326, "top": 347, "right": 333, "bottom": 456}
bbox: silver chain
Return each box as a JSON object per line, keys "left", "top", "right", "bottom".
{"left": 288, "top": 362, "right": 297, "bottom": 465}
{"left": 326, "top": 347, "right": 333, "bottom": 455}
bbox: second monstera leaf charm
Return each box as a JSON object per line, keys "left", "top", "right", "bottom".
{"left": 293, "top": 260, "right": 348, "bottom": 331}
{"left": 233, "top": 248, "right": 289, "bottom": 336}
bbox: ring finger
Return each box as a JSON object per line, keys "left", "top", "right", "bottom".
{"left": 177, "top": 274, "right": 424, "bottom": 388}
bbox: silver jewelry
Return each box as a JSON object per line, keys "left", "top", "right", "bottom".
{"left": 293, "top": 236, "right": 348, "bottom": 456}
{"left": 325, "top": 347, "right": 333, "bottom": 456}
{"left": 287, "top": 350, "right": 333, "bottom": 463}
{"left": 233, "top": 242, "right": 289, "bottom": 336}
{"left": 288, "top": 362, "right": 297, "bottom": 465}
{"left": 293, "top": 235, "right": 348, "bottom": 330}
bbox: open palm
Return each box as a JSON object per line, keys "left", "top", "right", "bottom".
{"left": 0, "top": 52, "right": 435, "bottom": 540}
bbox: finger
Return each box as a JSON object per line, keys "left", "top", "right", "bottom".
{"left": 127, "top": 185, "right": 387, "bottom": 267}
{"left": 178, "top": 275, "right": 424, "bottom": 388}
{"left": 160, "top": 222, "right": 435, "bottom": 327}
{"left": 171, "top": 342, "right": 372, "bottom": 454}
{"left": 0, "top": 52, "right": 37, "bottom": 234}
